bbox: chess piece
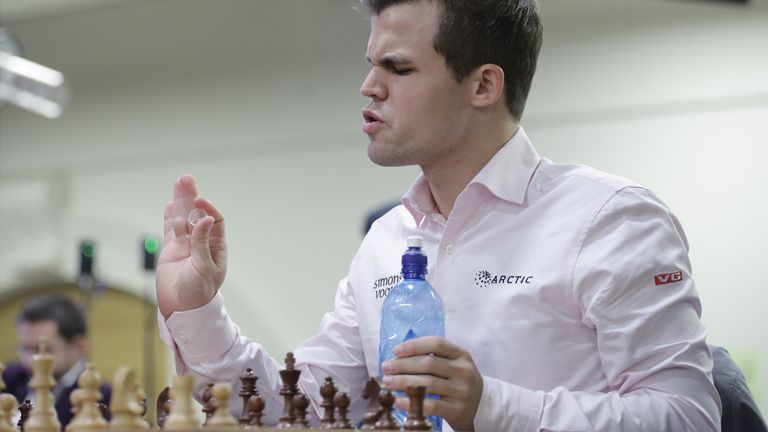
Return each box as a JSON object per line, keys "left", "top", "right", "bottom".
{"left": 200, "top": 383, "right": 215, "bottom": 425}
{"left": 245, "top": 393, "right": 265, "bottom": 428}
{"left": 277, "top": 353, "right": 301, "bottom": 429}
{"left": 319, "top": 376, "right": 337, "bottom": 429}
{"left": 165, "top": 375, "right": 199, "bottom": 431}
{"left": 155, "top": 387, "right": 172, "bottom": 429}
{"left": 403, "top": 386, "right": 431, "bottom": 431}
{"left": 239, "top": 368, "right": 258, "bottom": 426}
{"left": 26, "top": 337, "right": 61, "bottom": 432}
{"left": 0, "top": 362, "right": 5, "bottom": 391}
{"left": 206, "top": 383, "right": 237, "bottom": 427}
{"left": 109, "top": 366, "right": 149, "bottom": 431}
{"left": 374, "top": 389, "right": 399, "bottom": 430}
{"left": 361, "top": 378, "right": 382, "bottom": 429}
{"left": 0, "top": 394, "right": 18, "bottom": 432}
{"left": 291, "top": 393, "right": 310, "bottom": 429}
{"left": 66, "top": 363, "right": 108, "bottom": 432}
{"left": 331, "top": 392, "right": 353, "bottom": 430}
{"left": 18, "top": 399, "right": 32, "bottom": 432}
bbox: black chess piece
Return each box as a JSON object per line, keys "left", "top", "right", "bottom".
{"left": 374, "top": 389, "right": 400, "bottom": 430}
{"left": 319, "top": 376, "right": 337, "bottom": 428}
{"left": 156, "top": 386, "right": 172, "bottom": 429}
{"left": 332, "top": 392, "right": 353, "bottom": 430}
{"left": 361, "top": 378, "right": 382, "bottom": 429}
{"left": 291, "top": 393, "right": 311, "bottom": 429}
{"left": 239, "top": 368, "right": 259, "bottom": 426}
{"left": 404, "top": 386, "right": 431, "bottom": 431}
{"left": 246, "top": 394, "right": 265, "bottom": 428}
{"left": 277, "top": 353, "right": 301, "bottom": 429}
{"left": 18, "top": 399, "right": 32, "bottom": 432}
{"left": 201, "top": 382, "right": 216, "bottom": 425}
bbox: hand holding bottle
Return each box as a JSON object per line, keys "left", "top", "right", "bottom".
{"left": 157, "top": 175, "right": 228, "bottom": 319}
{"left": 381, "top": 336, "right": 484, "bottom": 431}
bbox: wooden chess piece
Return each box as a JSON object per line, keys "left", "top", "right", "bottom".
{"left": 165, "top": 375, "right": 199, "bottom": 431}
{"left": 18, "top": 399, "right": 32, "bottom": 432}
{"left": 26, "top": 337, "right": 61, "bottom": 432}
{"left": 155, "top": 387, "right": 172, "bottom": 429}
{"left": 239, "top": 368, "right": 258, "bottom": 426}
{"left": 0, "top": 394, "right": 18, "bottom": 432}
{"left": 245, "top": 393, "right": 265, "bottom": 428}
{"left": 200, "top": 383, "right": 215, "bottom": 425}
{"left": 361, "top": 378, "right": 382, "bottom": 429}
{"left": 108, "top": 366, "right": 149, "bottom": 431}
{"left": 0, "top": 362, "right": 5, "bottom": 391}
{"left": 374, "top": 389, "right": 399, "bottom": 430}
{"left": 403, "top": 386, "right": 431, "bottom": 431}
{"left": 277, "top": 353, "right": 301, "bottom": 429}
{"left": 291, "top": 393, "right": 310, "bottom": 429}
{"left": 66, "top": 363, "right": 108, "bottom": 432}
{"left": 206, "top": 383, "right": 237, "bottom": 427}
{"left": 319, "top": 376, "right": 337, "bottom": 429}
{"left": 331, "top": 392, "right": 353, "bottom": 430}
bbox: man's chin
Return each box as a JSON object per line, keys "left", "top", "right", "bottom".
{"left": 367, "top": 145, "right": 411, "bottom": 167}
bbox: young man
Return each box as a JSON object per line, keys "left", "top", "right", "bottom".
{"left": 2, "top": 294, "right": 111, "bottom": 427}
{"left": 156, "top": 1, "right": 721, "bottom": 430}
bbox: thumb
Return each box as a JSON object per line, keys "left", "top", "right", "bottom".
{"left": 190, "top": 216, "right": 215, "bottom": 263}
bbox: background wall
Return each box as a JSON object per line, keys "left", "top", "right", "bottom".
{"left": 1, "top": 0, "right": 766, "bottom": 413}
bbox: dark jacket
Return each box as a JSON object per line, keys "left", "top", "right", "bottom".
{"left": 711, "top": 346, "right": 767, "bottom": 432}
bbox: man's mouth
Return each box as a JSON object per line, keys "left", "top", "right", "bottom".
{"left": 362, "top": 109, "right": 385, "bottom": 134}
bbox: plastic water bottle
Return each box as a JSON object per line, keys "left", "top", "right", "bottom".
{"left": 379, "top": 235, "right": 445, "bottom": 431}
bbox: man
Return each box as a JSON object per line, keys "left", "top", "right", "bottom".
{"left": 1, "top": 294, "right": 111, "bottom": 427}
{"left": 156, "top": 1, "right": 722, "bottom": 430}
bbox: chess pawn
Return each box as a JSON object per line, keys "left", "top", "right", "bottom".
{"left": 374, "top": 389, "right": 400, "bottom": 430}
{"left": 155, "top": 387, "right": 172, "bottom": 429}
{"left": 200, "top": 383, "right": 215, "bottom": 425}
{"left": 165, "top": 375, "right": 199, "bottom": 431}
{"left": 109, "top": 366, "right": 149, "bottom": 431}
{"left": 290, "top": 393, "right": 310, "bottom": 429}
{"left": 246, "top": 394, "right": 265, "bottom": 428}
{"left": 403, "top": 386, "right": 431, "bottom": 431}
{"left": 319, "top": 376, "right": 337, "bottom": 429}
{"left": 331, "top": 392, "right": 353, "bottom": 430}
{"left": 26, "top": 338, "right": 61, "bottom": 432}
{"left": 0, "top": 394, "right": 18, "bottom": 432}
{"left": 206, "top": 383, "right": 237, "bottom": 427}
{"left": 66, "top": 364, "right": 108, "bottom": 432}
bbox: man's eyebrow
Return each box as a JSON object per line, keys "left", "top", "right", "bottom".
{"left": 365, "top": 53, "right": 411, "bottom": 67}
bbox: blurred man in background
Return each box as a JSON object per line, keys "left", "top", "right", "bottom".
{"left": 1, "top": 293, "right": 111, "bottom": 426}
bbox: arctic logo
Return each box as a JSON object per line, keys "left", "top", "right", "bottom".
{"left": 474, "top": 270, "right": 533, "bottom": 288}
{"left": 654, "top": 271, "right": 683, "bottom": 285}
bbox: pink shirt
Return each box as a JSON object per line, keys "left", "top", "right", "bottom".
{"left": 160, "top": 128, "right": 721, "bottom": 431}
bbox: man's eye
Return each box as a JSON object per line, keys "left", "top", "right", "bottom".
{"left": 393, "top": 68, "right": 412, "bottom": 76}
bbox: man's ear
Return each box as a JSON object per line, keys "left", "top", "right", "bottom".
{"left": 469, "top": 64, "right": 505, "bottom": 108}
{"left": 71, "top": 335, "right": 88, "bottom": 357}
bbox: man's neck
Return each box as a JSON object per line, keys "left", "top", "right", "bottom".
{"left": 423, "top": 122, "right": 519, "bottom": 219}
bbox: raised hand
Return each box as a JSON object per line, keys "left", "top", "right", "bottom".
{"left": 157, "top": 175, "right": 228, "bottom": 319}
{"left": 380, "top": 336, "right": 484, "bottom": 431}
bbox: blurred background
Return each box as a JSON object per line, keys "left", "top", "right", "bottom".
{"left": 1, "top": 0, "right": 766, "bottom": 415}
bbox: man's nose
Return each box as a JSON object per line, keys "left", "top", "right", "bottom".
{"left": 360, "top": 68, "right": 386, "bottom": 101}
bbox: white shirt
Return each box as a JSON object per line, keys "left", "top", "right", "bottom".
{"left": 160, "top": 128, "right": 721, "bottom": 431}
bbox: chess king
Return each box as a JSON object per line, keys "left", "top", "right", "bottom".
{"left": 1, "top": 294, "right": 111, "bottom": 427}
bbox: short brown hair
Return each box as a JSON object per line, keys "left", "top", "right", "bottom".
{"left": 361, "top": 0, "right": 543, "bottom": 120}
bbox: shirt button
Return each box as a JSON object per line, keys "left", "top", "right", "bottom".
{"left": 178, "top": 334, "right": 189, "bottom": 345}
{"left": 446, "top": 244, "right": 455, "bottom": 254}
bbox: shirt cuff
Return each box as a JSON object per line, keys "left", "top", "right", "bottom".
{"left": 472, "top": 375, "right": 543, "bottom": 432}
{"left": 162, "top": 291, "right": 239, "bottom": 363}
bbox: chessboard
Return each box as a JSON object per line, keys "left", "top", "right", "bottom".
{"left": 0, "top": 344, "right": 434, "bottom": 431}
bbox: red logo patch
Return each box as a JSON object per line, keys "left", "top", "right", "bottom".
{"left": 654, "top": 271, "right": 683, "bottom": 285}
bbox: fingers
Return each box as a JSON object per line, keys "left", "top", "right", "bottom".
{"left": 172, "top": 175, "right": 199, "bottom": 238}
{"left": 395, "top": 336, "right": 465, "bottom": 359}
{"left": 189, "top": 215, "right": 216, "bottom": 265}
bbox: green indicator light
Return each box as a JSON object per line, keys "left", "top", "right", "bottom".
{"left": 82, "top": 243, "right": 95, "bottom": 258}
{"left": 144, "top": 237, "right": 160, "bottom": 254}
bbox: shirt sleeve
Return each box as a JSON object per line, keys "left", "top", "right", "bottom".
{"left": 158, "top": 276, "right": 370, "bottom": 425}
{"left": 472, "top": 186, "right": 722, "bottom": 432}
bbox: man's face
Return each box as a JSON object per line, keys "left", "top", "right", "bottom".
{"left": 361, "top": 1, "right": 473, "bottom": 169}
{"left": 17, "top": 320, "right": 85, "bottom": 379}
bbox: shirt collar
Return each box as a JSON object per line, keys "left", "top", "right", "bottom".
{"left": 56, "top": 358, "right": 86, "bottom": 391}
{"left": 402, "top": 127, "right": 540, "bottom": 225}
